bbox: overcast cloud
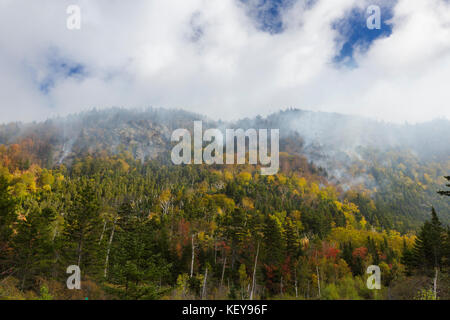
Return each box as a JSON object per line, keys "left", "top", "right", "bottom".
{"left": 0, "top": 0, "right": 449, "bottom": 123}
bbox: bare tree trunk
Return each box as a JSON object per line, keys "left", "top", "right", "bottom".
{"left": 202, "top": 266, "right": 208, "bottom": 300}
{"left": 250, "top": 242, "right": 260, "bottom": 300}
{"left": 433, "top": 268, "right": 438, "bottom": 299}
{"left": 20, "top": 254, "right": 30, "bottom": 291}
{"left": 190, "top": 234, "right": 195, "bottom": 278}
{"left": 52, "top": 228, "right": 58, "bottom": 242}
{"left": 99, "top": 220, "right": 107, "bottom": 244}
{"left": 104, "top": 221, "right": 116, "bottom": 278}
{"left": 77, "top": 237, "right": 83, "bottom": 267}
{"left": 316, "top": 265, "right": 321, "bottom": 298}
{"left": 220, "top": 256, "right": 227, "bottom": 288}
{"left": 214, "top": 240, "right": 217, "bottom": 265}
{"left": 315, "top": 249, "right": 321, "bottom": 298}
{"left": 294, "top": 268, "right": 298, "bottom": 298}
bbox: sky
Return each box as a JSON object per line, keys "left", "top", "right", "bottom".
{"left": 0, "top": 0, "right": 450, "bottom": 124}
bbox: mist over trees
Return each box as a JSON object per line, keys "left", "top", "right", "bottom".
{"left": 0, "top": 107, "right": 448, "bottom": 300}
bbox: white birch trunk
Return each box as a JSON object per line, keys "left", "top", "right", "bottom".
{"left": 433, "top": 268, "right": 438, "bottom": 299}
{"left": 316, "top": 265, "right": 321, "bottom": 298}
{"left": 202, "top": 266, "right": 208, "bottom": 299}
{"left": 250, "top": 242, "right": 260, "bottom": 300}
{"left": 99, "top": 220, "right": 107, "bottom": 244}
{"left": 104, "top": 221, "right": 116, "bottom": 278}
{"left": 190, "top": 234, "right": 195, "bottom": 278}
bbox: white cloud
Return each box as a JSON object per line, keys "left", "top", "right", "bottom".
{"left": 0, "top": 0, "right": 449, "bottom": 124}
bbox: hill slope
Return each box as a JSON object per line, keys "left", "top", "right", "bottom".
{"left": 0, "top": 107, "right": 448, "bottom": 230}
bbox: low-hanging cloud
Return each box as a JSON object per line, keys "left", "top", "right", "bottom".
{"left": 0, "top": 0, "right": 449, "bottom": 124}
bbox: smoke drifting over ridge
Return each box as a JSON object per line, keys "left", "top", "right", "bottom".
{"left": 1, "top": 106, "right": 448, "bottom": 229}
{"left": 234, "top": 109, "right": 450, "bottom": 160}
{"left": 3, "top": 107, "right": 448, "bottom": 185}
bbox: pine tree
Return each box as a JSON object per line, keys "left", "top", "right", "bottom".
{"left": 263, "top": 215, "right": 284, "bottom": 266}
{"left": 13, "top": 206, "right": 56, "bottom": 290}
{"left": 108, "top": 200, "right": 170, "bottom": 299}
{"left": 444, "top": 227, "right": 450, "bottom": 269}
{"left": 401, "top": 238, "right": 414, "bottom": 276}
{"left": 0, "top": 176, "right": 16, "bottom": 275}
{"left": 262, "top": 214, "right": 285, "bottom": 294}
{"left": 341, "top": 242, "right": 354, "bottom": 274}
{"left": 411, "top": 207, "right": 445, "bottom": 275}
{"left": 437, "top": 177, "right": 450, "bottom": 269}
{"left": 367, "top": 236, "right": 379, "bottom": 265}
{"left": 62, "top": 178, "right": 103, "bottom": 277}
{"left": 221, "top": 208, "right": 247, "bottom": 272}
{"left": 285, "top": 217, "right": 301, "bottom": 259}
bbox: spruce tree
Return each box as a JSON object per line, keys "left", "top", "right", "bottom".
{"left": 285, "top": 217, "right": 301, "bottom": 259}
{"left": 62, "top": 178, "right": 103, "bottom": 277}
{"left": 437, "top": 176, "right": 450, "bottom": 269}
{"left": 108, "top": 200, "right": 170, "bottom": 299}
{"left": 13, "top": 206, "right": 56, "bottom": 290}
{"left": 0, "top": 176, "right": 16, "bottom": 275}
{"left": 263, "top": 215, "right": 284, "bottom": 266}
{"left": 411, "top": 207, "right": 445, "bottom": 275}
{"left": 444, "top": 227, "right": 450, "bottom": 269}
{"left": 401, "top": 238, "right": 414, "bottom": 276}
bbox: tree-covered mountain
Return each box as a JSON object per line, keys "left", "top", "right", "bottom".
{"left": 0, "top": 107, "right": 449, "bottom": 300}
{"left": 0, "top": 107, "right": 448, "bottom": 231}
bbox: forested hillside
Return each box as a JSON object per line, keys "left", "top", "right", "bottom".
{"left": 1, "top": 108, "right": 448, "bottom": 230}
{"left": 0, "top": 108, "right": 448, "bottom": 300}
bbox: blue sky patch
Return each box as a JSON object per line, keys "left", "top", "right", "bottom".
{"left": 240, "top": 0, "right": 395, "bottom": 66}
{"left": 38, "top": 50, "right": 86, "bottom": 94}
{"left": 239, "top": 0, "right": 319, "bottom": 34}
{"left": 240, "top": 0, "right": 297, "bottom": 34}
{"left": 332, "top": 3, "right": 396, "bottom": 67}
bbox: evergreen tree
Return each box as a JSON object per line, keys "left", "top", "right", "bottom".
{"left": 13, "top": 206, "right": 56, "bottom": 290}
{"left": 62, "top": 179, "right": 103, "bottom": 277}
{"left": 401, "top": 238, "right": 414, "bottom": 276}
{"left": 263, "top": 215, "right": 284, "bottom": 266}
{"left": 411, "top": 207, "right": 445, "bottom": 274}
{"left": 262, "top": 214, "right": 285, "bottom": 294}
{"left": 341, "top": 242, "right": 354, "bottom": 273}
{"left": 221, "top": 208, "right": 247, "bottom": 272}
{"left": 0, "top": 176, "right": 16, "bottom": 275}
{"left": 437, "top": 176, "right": 450, "bottom": 269}
{"left": 108, "top": 200, "right": 170, "bottom": 299}
{"left": 285, "top": 217, "right": 301, "bottom": 259}
{"left": 444, "top": 227, "right": 450, "bottom": 269}
{"left": 367, "top": 236, "right": 379, "bottom": 265}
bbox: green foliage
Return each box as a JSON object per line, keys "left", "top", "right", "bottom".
{"left": 38, "top": 285, "right": 53, "bottom": 300}
{"left": 410, "top": 207, "right": 445, "bottom": 274}
{"left": 415, "top": 288, "right": 438, "bottom": 300}
{"left": 0, "top": 148, "right": 448, "bottom": 300}
{"left": 108, "top": 200, "right": 171, "bottom": 299}
{"left": 0, "top": 175, "right": 17, "bottom": 272}
{"left": 62, "top": 179, "right": 103, "bottom": 276}
{"left": 12, "top": 206, "right": 56, "bottom": 290}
